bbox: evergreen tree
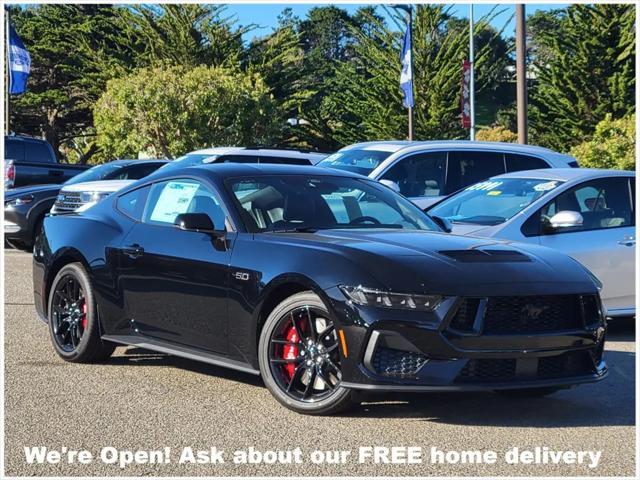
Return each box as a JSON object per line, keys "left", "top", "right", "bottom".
{"left": 529, "top": 4, "right": 635, "bottom": 151}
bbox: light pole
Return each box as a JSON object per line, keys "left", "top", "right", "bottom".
{"left": 516, "top": 4, "right": 528, "bottom": 144}
{"left": 393, "top": 4, "right": 414, "bottom": 141}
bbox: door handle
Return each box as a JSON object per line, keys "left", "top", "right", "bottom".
{"left": 123, "top": 244, "right": 144, "bottom": 258}
{"left": 617, "top": 237, "right": 636, "bottom": 247}
{"left": 48, "top": 170, "right": 63, "bottom": 177}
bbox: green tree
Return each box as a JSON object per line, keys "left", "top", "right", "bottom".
{"left": 529, "top": 4, "right": 635, "bottom": 151}
{"left": 569, "top": 114, "right": 635, "bottom": 170}
{"left": 118, "top": 4, "right": 250, "bottom": 68}
{"left": 329, "top": 5, "right": 511, "bottom": 145}
{"left": 94, "top": 66, "right": 281, "bottom": 159}
{"left": 9, "top": 5, "right": 135, "bottom": 162}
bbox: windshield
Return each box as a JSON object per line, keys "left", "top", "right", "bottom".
{"left": 317, "top": 149, "right": 393, "bottom": 176}
{"left": 162, "top": 153, "right": 219, "bottom": 171}
{"left": 64, "top": 163, "right": 125, "bottom": 186}
{"left": 226, "top": 175, "right": 439, "bottom": 233}
{"left": 429, "top": 178, "right": 565, "bottom": 225}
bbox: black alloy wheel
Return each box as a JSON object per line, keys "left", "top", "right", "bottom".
{"left": 51, "top": 274, "right": 86, "bottom": 352}
{"left": 268, "top": 305, "right": 341, "bottom": 402}
{"left": 47, "top": 263, "right": 116, "bottom": 362}
{"left": 259, "top": 292, "right": 356, "bottom": 414}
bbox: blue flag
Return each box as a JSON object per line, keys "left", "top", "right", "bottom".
{"left": 8, "top": 23, "right": 31, "bottom": 95}
{"left": 399, "top": 24, "right": 413, "bottom": 109}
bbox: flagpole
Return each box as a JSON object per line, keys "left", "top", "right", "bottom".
{"left": 5, "top": 7, "right": 10, "bottom": 135}
{"left": 407, "top": 6, "right": 414, "bottom": 141}
{"left": 469, "top": 4, "right": 475, "bottom": 141}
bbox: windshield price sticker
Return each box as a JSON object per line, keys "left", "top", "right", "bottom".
{"left": 466, "top": 181, "right": 503, "bottom": 191}
{"left": 533, "top": 180, "right": 559, "bottom": 192}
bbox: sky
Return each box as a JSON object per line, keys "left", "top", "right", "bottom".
{"left": 224, "top": 3, "right": 569, "bottom": 40}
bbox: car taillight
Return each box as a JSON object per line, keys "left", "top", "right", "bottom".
{"left": 5, "top": 161, "right": 15, "bottom": 187}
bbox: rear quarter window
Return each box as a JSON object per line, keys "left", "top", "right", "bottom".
{"left": 505, "top": 153, "right": 550, "bottom": 172}
{"left": 116, "top": 185, "right": 150, "bottom": 221}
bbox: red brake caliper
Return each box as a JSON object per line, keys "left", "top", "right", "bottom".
{"left": 81, "top": 303, "right": 88, "bottom": 330}
{"left": 282, "top": 326, "right": 299, "bottom": 379}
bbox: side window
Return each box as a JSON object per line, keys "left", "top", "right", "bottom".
{"left": 259, "top": 156, "right": 311, "bottom": 166}
{"left": 143, "top": 179, "right": 226, "bottom": 229}
{"left": 26, "top": 141, "right": 54, "bottom": 162}
{"left": 219, "top": 154, "right": 258, "bottom": 163}
{"left": 116, "top": 163, "right": 162, "bottom": 180}
{"left": 505, "top": 153, "right": 550, "bottom": 172}
{"left": 445, "top": 151, "right": 505, "bottom": 193}
{"left": 116, "top": 185, "right": 150, "bottom": 221}
{"left": 538, "top": 178, "right": 633, "bottom": 234}
{"left": 5, "top": 139, "right": 24, "bottom": 161}
{"left": 381, "top": 152, "right": 446, "bottom": 198}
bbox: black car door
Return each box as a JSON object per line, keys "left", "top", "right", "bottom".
{"left": 116, "top": 178, "right": 233, "bottom": 354}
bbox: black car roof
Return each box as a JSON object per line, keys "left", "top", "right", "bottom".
{"left": 184, "top": 162, "right": 367, "bottom": 179}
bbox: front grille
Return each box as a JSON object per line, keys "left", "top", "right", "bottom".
{"left": 371, "top": 347, "right": 428, "bottom": 378}
{"left": 448, "top": 295, "right": 596, "bottom": 335}
{"left": 456, "top": 351, "right": 597, "bottom": 384}
{"left": 53, "top": 191, "right": 83, "bottom": 213}
{"left": 457, "top": 359, "right": 517, "bottom": 382}
{"left": 484, "top": 295, "right": 583, "bottom": 333}
{"left": 537, "top": 351, "right": 595, "bottom": 378}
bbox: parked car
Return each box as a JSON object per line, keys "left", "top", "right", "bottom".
{"left": 4, "top": 135, "right": 89, "bottom": 189}
{"left": 427, "top": 168, "right": 635, "bottom": 319}
{"left": 5, "top": 160, "right": 167, "bottom": 250}
{"left": 162, "top": 147, "right": 329, "bottom": 171}
{"left": 318, "top": 141, "right": 579, "bottom": 209}
{"left": 50, "top": 160, "right": 168, "bottom": 215}
{"left": 34, "top": 163, "right": 606, "bottom": 415}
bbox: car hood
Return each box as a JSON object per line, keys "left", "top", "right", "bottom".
{"left": 5, "top": 184, "right": 61, "bottom": 199}
{"left": 269, "top": 229, "right": 596, "bottom": 296}
{"left": 61, "top": 179, "right": 135, "bottom": 193}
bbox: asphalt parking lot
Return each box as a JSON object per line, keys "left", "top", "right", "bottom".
{"left": 3, "top": 248, "right": 636, "bottom": 477}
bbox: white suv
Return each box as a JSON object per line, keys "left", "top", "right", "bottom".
{"left": 162, "top": 147, "right": 329, "bottom": 171}
{"left": 318, "top": 141, "right": 579, "bottom": 208}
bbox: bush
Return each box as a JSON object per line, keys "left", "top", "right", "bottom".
{"left": 569, "top": 114, "right": 635, "bottom": 170}
{"left": 475, "top": 126, "right": 518, "bottom": 143}
{"left": 94, "top": 65, "right": 282, "bottom": 159}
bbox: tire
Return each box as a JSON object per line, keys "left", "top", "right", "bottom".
{"left": 495, "top": 387, "right": 563, "bottom": 398}
{"left": 258, "top": 291, "right": 356, "bottom": 415}
{"left": 47, "top": 262, "right": 116, "bottom": 363}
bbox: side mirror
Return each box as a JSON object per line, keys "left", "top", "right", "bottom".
{"left": 174, "top": 213, "right": 223, "bottom": 236}
{"left": 380, "top": 179, "right": 400, "bottom": 193}
{"left": 549, "top": 210, "right": 583, "bottom": 229}
{"left": 430, "top": 214, "right": 453, "bottom": 233}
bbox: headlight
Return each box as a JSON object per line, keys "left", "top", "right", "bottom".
{"left": 5, "top": 194, "right": 34, "bottom": 207}
{"left": 79, "top": 191, "right": 110, "bottom": 204}
{"left": 340, "top": 285, "right": 442, "bottom": 311}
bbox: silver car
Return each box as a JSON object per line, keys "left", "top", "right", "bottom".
{"left": 428, "top": 168, "right": 636, "bottom": 318}
{"left": 317, "top": 141, "right": 578, "bottom": 209}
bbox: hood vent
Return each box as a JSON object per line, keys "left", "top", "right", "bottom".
{"left": 439, "top": 249, "right": 531, "bottom": 263}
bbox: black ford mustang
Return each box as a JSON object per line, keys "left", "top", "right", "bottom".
{"left": 33, "top": 164, "right": 607, "bottom": 414}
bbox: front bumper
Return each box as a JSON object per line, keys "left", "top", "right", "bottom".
{"left": 4, "top": 206, "right": 30, "bottom": 243}
{"left": 324, "top": 287, "right": 608, "bottom": 392}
